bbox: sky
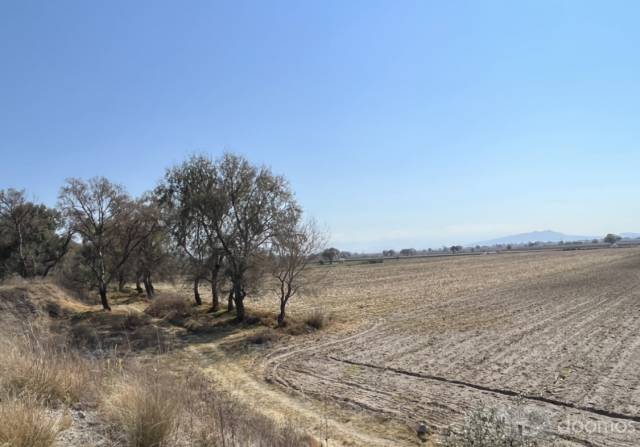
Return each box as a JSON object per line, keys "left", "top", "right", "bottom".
{"left": 1, "top": 1, "right": 639, "bottom": 252}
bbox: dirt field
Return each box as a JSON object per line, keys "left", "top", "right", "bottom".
{"left": 190, "top": 248, "right": 640, "bottom": 446}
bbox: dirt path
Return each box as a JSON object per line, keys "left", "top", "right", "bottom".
{"left": 175, "top": 328, "right": 419, "bottom": 447}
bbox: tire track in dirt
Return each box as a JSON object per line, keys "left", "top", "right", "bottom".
{"left": 177, "top": 326, "right": 410, "bottom": 447}
{"left": 326, "top": 355, "right": 640, "bottom": 424}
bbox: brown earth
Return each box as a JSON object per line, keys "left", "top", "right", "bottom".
{"left": 4, "top": 248, "right": 639, "bottom": 446}
{"left": 219, "top": 248, "right": 640, "bottom": 446}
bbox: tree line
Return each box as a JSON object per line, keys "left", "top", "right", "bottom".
{"left": 0, "top": 153, "right": 323, "bottom": 325}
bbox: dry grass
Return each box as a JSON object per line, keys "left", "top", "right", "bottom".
{"left": 0, "top": 333, "right": 94, "bottom": 405}
{"left": 303, "top": 308, "right": 331, "bottom": 330}
{"left": 144, "top": 293, "right": 193, "bottom": 323}
{"left": 0, "top": 395, "right": 65, "bottom": 447}
{"left": 0, "top": 281, "right": 319, "bottom": 447}
{"left": 181, "top": 375, "right": 314, "bottom": 447}
{"left": 102, "top": 369, "right": 181, "bottom": 447}
{"left": 247, "top": 328, "right": 282, "bottom": 345}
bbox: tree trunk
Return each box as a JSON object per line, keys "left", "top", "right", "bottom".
{"left": 277, "top": 299, "right": 286, "bottom": 327}
{"left": 135, "top": 277, "right": 144, "bottom": 294}
{"left": 99, "top": 283, "right": 111, "bottom": 311}
{"left": 143, "top": 277, "right": 153, "bottom": 298}
{"left": 148, "top": 274, "right": 155, "bottom": 295}
{"left": 118, "top": 272, "right": 126, "bottom": 292}
{"left": 233, "top": 282, "right": 245, "bottom": 322}
{"left": 193, "top": 278, "right": 202, "bottom": 306}
{"left": 210, "top": 270, "right": 220, "bottom": 312}
{"left": 227, "top": 289, "right": 234, "bottom": 312}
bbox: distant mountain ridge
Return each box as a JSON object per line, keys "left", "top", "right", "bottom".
{"left": 476, "top": 230, "right": 595, "bottom": 246}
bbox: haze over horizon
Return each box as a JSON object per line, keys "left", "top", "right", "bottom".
{"left": 2, "top": 1, "right": 639, "bottom": 251}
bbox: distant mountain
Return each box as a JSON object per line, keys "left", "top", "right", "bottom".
{"left": 475, "top": 230, "right": 595, "bottom": 246}
{"left": 621, "top": 232, "right": 640, "bottom": 239}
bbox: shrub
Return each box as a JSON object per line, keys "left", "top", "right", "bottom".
{"left": 247, "top": 328, "right": 281, "bottom": 345}
{"left": 443, "top": 406, "right": 539, "bottom": 447}
{"left": 102, "top": 371, "right": 181, "bottom": 447}
{"left": 144, "top": 294, "right": 192, "bottom": 321}
{"left": 0, "top": 395, "right": 64, "bottom": 447}
{"left": 122, "top": 309, "right": 152, "bottom": 330}
{"left": 304, "top": 309, "right": 331, "bottom": 330}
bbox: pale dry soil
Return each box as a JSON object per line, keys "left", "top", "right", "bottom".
{"left": 177, "top": 249, "right": 640, "bottom": 446}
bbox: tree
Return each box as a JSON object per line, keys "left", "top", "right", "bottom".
{"left": 400, "top": 248, "right": 417, "bottom": 257}
{"left": 0, "top": 189, "right": 71, "bottom": 279}
{"left": 129, "top": 198, "right": 171, "bottom": 298}
{"left": 450, "top": 245, "right": 463, "bottom": 254}
{"left": 213, "top": 154, "right": 300, "bottom": 322}
{"left": 270, "top": 220, "right": 324, "bottom": 327}
{"left": 321, "top": 247, "right": 340, "bottom": 264}
{"left": 382, "top": 249, "right": 396, "bottom": 257}
{"left": 58, "top": 178, "right": 157, "bottom": 311}
{"left": 156, "top": 155, "right": 227, "bottom": 309}
{"left": 604, "top": 233, "right": 622, "bottom": 245}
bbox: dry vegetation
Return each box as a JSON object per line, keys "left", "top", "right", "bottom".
{"left": 1, "top": 248, "right": 639, "bottom": 446}
{"left": 0, "top": 281, "right": 318, "bottom": 447}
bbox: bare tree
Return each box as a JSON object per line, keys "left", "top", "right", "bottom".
{"left": 270, "top": 219, "right": 325, "bottom": 326}
{"left": 58, "top": 178, "right": 157, "bottom": 310}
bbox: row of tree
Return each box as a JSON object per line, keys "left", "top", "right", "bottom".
{"left": 0, "top": 153, "right": 324, "bottom": 325}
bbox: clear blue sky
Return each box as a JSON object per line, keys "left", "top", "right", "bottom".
{"left": 1, "top": 1, "right": 639, "bottom": 251}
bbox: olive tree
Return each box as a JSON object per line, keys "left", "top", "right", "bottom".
{"left": 58, "top": 178, "right": 157, "bottom": 310}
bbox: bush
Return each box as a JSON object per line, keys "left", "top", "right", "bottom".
{"left": 102, "top": 370, "right": 181, "bottom": 447}
{"left": 247, "top": 328, "right": 281, "bottom": 345}
{"left": 443, "top": 406, "right": 539, "bottom": 447}
{"left": 0, "top": 395, "right": 64, "bottom": 447}
{"left": 304, "top": 309, "right": 331, "bottom": 330}
{"left": 144, "top": 294, "right": 192, "bottom": 322}
{"left": 122, "top": 309, "right": 152, "bottom": 331}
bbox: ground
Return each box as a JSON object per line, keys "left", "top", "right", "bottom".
{"left": 201, "top": 248, "right": 640, "bottom": 446}
{"left": 4, "top": 247, "right": 640, "bottom": 446}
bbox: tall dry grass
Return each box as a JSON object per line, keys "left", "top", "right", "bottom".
{"left": 180, "top": 375, "right": 313, "bottom": 447}
{"left": 101, "top": 369, "right": 180, "bottom": 447}
{"left": 0, "top": 395, "right": 65, "bottom": 447}
{"left": 0, "top": 330, "right": 94, "bottom": 405}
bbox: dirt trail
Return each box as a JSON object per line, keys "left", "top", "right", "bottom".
{"left": 175, "top": 328, "right": 417, "bottom": 447}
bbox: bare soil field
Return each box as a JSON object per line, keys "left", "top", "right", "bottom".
{"left": 224, "top": 248, "right": 640, "bottom": 446}
{"left": 4, "top": 248, "right": 638, "bottom": 446}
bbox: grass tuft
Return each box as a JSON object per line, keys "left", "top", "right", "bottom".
{"left": 102, "top": 370, "right": 180, "bottom": 447}
{"left": 0, "top": 395, "right": 64, "bottom": 447}
{"left": 0, "top": 334, "right": 93, "bottom": 405}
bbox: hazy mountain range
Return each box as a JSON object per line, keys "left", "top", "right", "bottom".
{"left": 476, "top": 230, "right": 640, "bottom": 246}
